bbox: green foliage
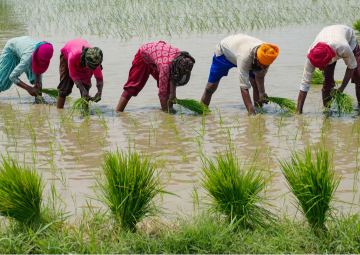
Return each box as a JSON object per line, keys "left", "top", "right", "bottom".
{"left": 278, "top": 146, "right": 341, "bottom": 234}
{"left": 69, "top": 97, "right": 90, "bottom": 114}
{"left": 354, "top": 19, "right": 360, "bottom": 34}
{"left": 328, "top": 90, "right": 356, "bottom": 116}
{"left": 41, "top": 88, "right": 59, "bottom": 99}
{"left": 200, "top": 147, "right": 275, "bottom": 228}
{"left": 0, "top": 156, "right": 45, "bottom": 224}
{"left": 174, "top": 99, "right": 211, "bottom": 114}
{"left": 95, "top": 149, "right": 167, "bottom": 231}
{"left": 312, "top": 69, "right": 324, "bottom": 84}
{"left": 267, "top": 97, "right": 297, "bottom": 113}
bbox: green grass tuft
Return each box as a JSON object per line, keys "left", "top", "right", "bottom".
{"left": 311, "top": 69, "right": 324, "bottom": 84}
{"left": 174, "top": 99, "right": 210, "bottom": 114}
{"left": 0, "top": 155, "right": 45, "bottom": 224}
{"left": 200, "top": 147, "right": 276, "bottom": 228}
{"left": 354, "top": 19, "right": 360, "bottom": 34}
{"left": 267, "top": 97, "right": 297, "bottom": 113}
{"left": 278, "top": 145, "right": 341, "bottom": 235}
{"left": 327, "top": 90, "right": 356, "bottom": 116}
{"left": 95, "top": 149, "right": 167, "bottom": 231}
{"left": 41, "top": 89, "right": 59, "bottom": 99}
{"left": 69, "top": 97, "right": 90, "bottom": 114}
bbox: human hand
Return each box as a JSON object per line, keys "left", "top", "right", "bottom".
{"left": 91, "top": 92, "right": 102, "bottom": 102}
{"left": 27, "top": 86, "right": 39, "bottom": 97}
{"left": 34, "top": 82, "right": 42, "bottom": 95}
{"left": 330, "top": 88, "right": 340, "bottom": 97}
{"left": 259, "top": 92, "right": 268, "bottom": 104}
{"left": 169, "top": 94, "right": 177, "bottom": 104}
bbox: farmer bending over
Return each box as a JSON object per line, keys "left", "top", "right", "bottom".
{"left": 297, "top": 25, "right": 360, "bottom": 114}
{"left": 0, "top": 36, "right": 53, "bottom": 97}
{"left": 201, "top": 34, "right": 279, "bottom": 115}
{"left": 57, "top": 39, "right": 104, "bottom": 109}
{"left": 116, "top": 41, "right": 195, "bottom": 112}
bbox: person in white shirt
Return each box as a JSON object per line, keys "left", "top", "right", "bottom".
{"left": 200, "top": 34, "right": 279, "bottom": 115}
{"left": 297, "top": 25, "right": 360, "bottom": 113}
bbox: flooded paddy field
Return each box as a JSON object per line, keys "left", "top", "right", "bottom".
{"left": 0, "top": 0, "right": 360, "bottom": 219}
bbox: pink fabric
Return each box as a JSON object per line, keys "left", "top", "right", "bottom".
{"left": 32, "top": 43, "right": 53, "bottom": 74}
{"left": 308, "top": 42, "right": 336, "bottom": 68}
{"left": 60, "top": 39, "right": 103, "bottom": 85}
{"left": 139, "top": 41, "right": 180, "bottom": 101}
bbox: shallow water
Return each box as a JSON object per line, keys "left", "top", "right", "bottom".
{"left": 0, "top": 3, "right": 359, "bottom": 218}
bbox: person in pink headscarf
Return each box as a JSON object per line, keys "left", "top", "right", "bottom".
{"left": 297, "top": 25, "right": 360, "bottom": 113}
{"left": 0, "top": 36, "right": 54, "bottom": 97}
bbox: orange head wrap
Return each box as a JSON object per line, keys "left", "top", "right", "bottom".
{"left": 256, "top": 44, "right": 279, "bottom": 66}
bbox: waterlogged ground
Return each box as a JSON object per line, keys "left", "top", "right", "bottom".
{"left": 0, "top": 0, "right": 360, "bottom": 217}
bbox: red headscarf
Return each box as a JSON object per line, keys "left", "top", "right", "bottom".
{"left": 307, "top": 42, "right": 336, "bottom": 68}
{"left": 32, "top": 43, "right": 54, "bottom": 74}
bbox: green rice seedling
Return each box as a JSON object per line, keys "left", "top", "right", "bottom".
{"left": 174, "top": 99, "right": 210, "bottom": 114}
{"left": 354, "top": 19, "right": 360, "bottom": 34}
{"left": 200, "top": 147, "right": 276, "bottom": 228}
{"left": 94, "top": 149, "right": 169, "bottom": 232}
{"left": 267, "top": 97, "right": 297, "bottom": 113}
{"left": 312, "top": 69, "right": 323, "bottom": 84}
{"left": 69, "top": 97, "right": 90, "bottom": 114}
{"left": 327, "top": 90, "right": 356, "bottom": 116}
{"left": 41, "top": 88, "right": 59, "bottom": 99}
{"left": 278, "top": 145, "right": 341, "bottom": 236}
{"left": 0, "top": 155, "right": 45, "bottom": 224}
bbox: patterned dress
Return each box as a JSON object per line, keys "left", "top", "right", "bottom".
{"left": 122, "top": 41, "right": 180, "bottom": 102}
{"left": 0, "top": 36, "right": 42, "bottom": 92}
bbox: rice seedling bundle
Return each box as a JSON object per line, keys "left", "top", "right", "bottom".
{"left": 69, "top": 97, "right": 90, "bottom": 114}
{"left": 311, "top": 69, "right": 323, "bottom": 84}
{"left": 0, "top": 156, "right": 45, "bottom": 224}
{"left": 200, "top": 147, "right": 275, "bottom": 228}
{"left": 41, "top": 88, "right": 59, "bottom": 99}
{"left": 267, "top": 97, "right": 297, "bottom": 113}
{"left": 328, "top": 90, "right": 356, "bottom": 116}
{"left": 173, "top": 99, "right": 210, "bottom": 114}
{"left": 278, "top": 146, "right": 340, "bottom": 235}
{"left": 95, "top": 150, "right": 167, "bottom": 231}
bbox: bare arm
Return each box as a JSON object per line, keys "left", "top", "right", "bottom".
{"left": 75, "top": 80, "right": 89, "bottom": 98}
{"left": 339, "top": 68, "right": 355, "bottom": 93}
{"left": 255, "top": 76, "right": 268, "bottom": 102}
{"left": 297, "top": 90, "right": 308, "bottom": 114}
{"left": 241, "top": 88, "right": 256, "bottom": 115}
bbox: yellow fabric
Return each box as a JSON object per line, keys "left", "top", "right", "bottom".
{"left": 257, "top": 44, "right": 279, "bottom": 66}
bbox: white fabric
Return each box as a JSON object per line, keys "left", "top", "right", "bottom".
{"left": 214, "top": 34, "right": 269, "bottom": 89}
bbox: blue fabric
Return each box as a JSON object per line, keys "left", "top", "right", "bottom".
{"left": 208, "top": 54, "right": 256, "bottom": 83}
{"left": 208, "top": 55, "right": 236, "bottom": 83}
{"left": 0, "top": 36, "right": 42, "bottom": 92}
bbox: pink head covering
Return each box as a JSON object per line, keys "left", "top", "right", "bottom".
{"left": 32, "top": 43, "right": 54, "bottom": 74}
{"left": 307, "top": 42, "right": 336, "bottom": 68}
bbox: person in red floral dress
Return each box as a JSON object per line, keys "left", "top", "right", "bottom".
{"left": 116, "top": 41, "right": 195, "bottom": 112}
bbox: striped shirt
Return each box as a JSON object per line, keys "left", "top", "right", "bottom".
{"left": 300, "top": 25, "right": 358, "bottom": 92}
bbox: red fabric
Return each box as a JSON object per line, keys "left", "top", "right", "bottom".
{"left": 60, "top": 39, "right": 103, "bottom": 85}
{"left": 308, "top": 42, "right": 336, "bottom": 68}
{"left": 122, "top": 50, "right": 159, "bottom": 100}
{"left": 32, "top": 43, "right": 53, "bottom": 74}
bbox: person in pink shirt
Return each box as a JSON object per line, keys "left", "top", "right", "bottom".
{"left": 57, "top": 39, "right": 104, "bottom": 109}
{"left": 116, "top": 41, "right": 195, "bottom": 112}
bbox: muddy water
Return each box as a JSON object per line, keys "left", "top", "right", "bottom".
{"left": 0, "top": 24, "right": 359, "bottom": 218}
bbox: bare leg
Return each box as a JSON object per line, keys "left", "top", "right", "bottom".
{"left": 116, "top": 96, "right": 129, "bottom": 112}
{"left": 356, "top": 84, "right": 360, "bottom": 106}
{"left": 250, "top": 77, "right": 262, "bottom": 107}
{"left": 322, "top": 90, "right": 332, "bottom": 107}
{"left": 57, "top": 96, "right": 66, "bottom": 109}
{"left": 241, "top": 88, "right": 256, "bottom": 115}
{"left": 201, "top": 81, "right": 219, "bottom": 106}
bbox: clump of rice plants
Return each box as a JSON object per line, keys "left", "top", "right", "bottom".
{"left": 278, "top": 145, "right": 341, "bottom": 236}
{"left": 69, "top": 97, "right": 90, "bottom": 114}
{"left": 41, "top": 88, "right": 59, "bottom": 99}
{"left": 174, "top": 99, "right": 211, "bottom": 114}
{"left": 267, "top": 97, "right": 297, "bottom": 113}
{"left": 0, "top": 155, "right": 45, "bottom": 224}
{"left": 95, "top": 149, "right": 168, "bottom": 232}
{"left": 354, "top": 19, "right": 360, "bottom": 34}
{"left": 327, "top": 90, "right": 356, "bottom": 116}
{"left": 200, "top": 147, "right": 275, "bottom": 228}
{"left": 312, "top": 69, "right": 324, "bottom": 84}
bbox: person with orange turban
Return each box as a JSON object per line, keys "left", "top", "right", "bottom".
{"left": 297, "top": 25, "right": 360, "bottom": 114}
{"left": 201, "top": 34, "right": 279, "bottom": 115}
